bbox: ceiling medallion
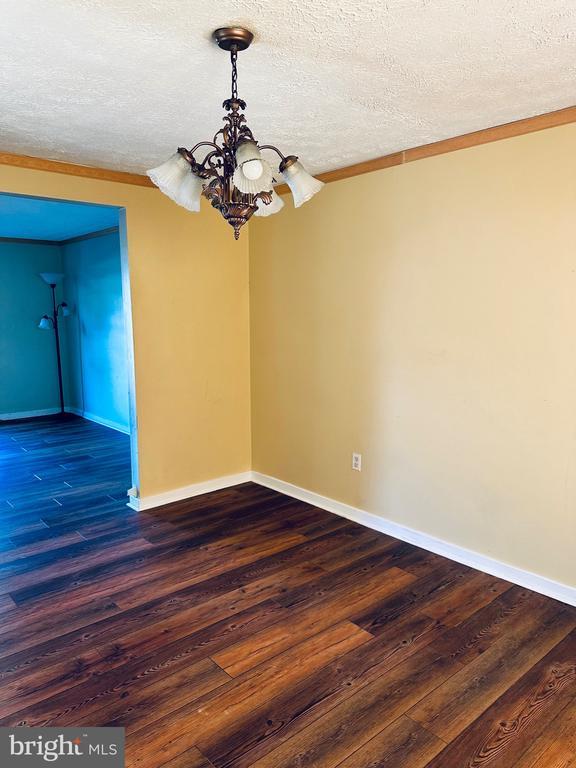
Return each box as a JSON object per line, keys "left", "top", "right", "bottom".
{"left": 147, "top": 27, "right": 324, "bottom": 239}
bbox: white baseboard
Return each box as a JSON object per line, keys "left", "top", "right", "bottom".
{"left": 120, "top": 468, "right": 576, "bottom": 607}
{"left": 251, "top": 471, "right": 576, "bottom": 608}
{"left": 0, "top": 407, "right": 61, "bottom": 421}
{"left": 128, "top": 471, "right": 253, "bottom": 511}
{"left": 66, "top": 407, "right": 130, "bottom": 434}
{"left": 0, "top": 407, "right": 129, "bottom": 435}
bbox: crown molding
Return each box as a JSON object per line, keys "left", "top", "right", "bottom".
{"left": 0, "top": 226, "right": 119, "bottom": 247}
{"left": 0, "top": 236, "right": 62, "bottom": 246}
{"left": 2, "top": 104, "right": 575, "bottom": 195}
{"left": 0, "top": 151, "right": 154, "bottom": 187}
{"left": 60, "top": 226, "right": 119, "bottom": 245}
{"left": 275, "top": 104, "right": 576, "bottom": 194}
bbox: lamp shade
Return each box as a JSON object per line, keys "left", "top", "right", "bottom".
{"left": 174, "top": 171, "right": 203, "bottom": 212}
{"left": 60, "top": 302, "right": 70, "bottom": 317}
{"left": 39, "top": 272, "right": 64, "bottom": 286}
{"left": 38, "top": 315, "right": 53, "bottom": 330}
{"left": 281, "top": 158, "right": 324, "bottom": 208}
{"left": 235, "top": 140, "right": 263, "bottom": 179}
{"left": 254, "top": 189, "right": 285, "bottom": 217}
{"left": 147, "top": 153, "right": 193, "bottom": 202}
{"left": 233, "top": 141, "right": 274, "bottom": 195}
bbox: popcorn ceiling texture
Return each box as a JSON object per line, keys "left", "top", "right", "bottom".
{"left": 1, "top": 1, "right": 575, "bottom": 175}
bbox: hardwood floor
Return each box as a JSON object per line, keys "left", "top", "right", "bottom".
{"left": 0, "top": 415, "right": 575, "bottom": 767}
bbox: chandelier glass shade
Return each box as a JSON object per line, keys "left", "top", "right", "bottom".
{"left": 146, "top": 27, "right": 324, "bottom": 239}
{"left": 255, "top": 188, "right": 285, "bottom": 217}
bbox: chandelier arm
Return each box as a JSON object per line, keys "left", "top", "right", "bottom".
{"left": 258, "top": 145, "right": 288, "bottom": 162}
{"left": 186, "top": 141, "right": 225, "bottom": 157}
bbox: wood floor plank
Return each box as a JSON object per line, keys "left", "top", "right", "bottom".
{"left": 409, "top": 600, "right": 576, "bottom": 741}
{"left": 74, "top": 657, "right": 230, "bottom": 734}
{"left": 198, "top": 612, "right": 445, "bottom": 768}
{"left": 0, "top": 530, "right": 86, "bottom": 563}
{"left": 212, "top": 566, "right": 415, "bottom": 676}
{"left": 0, "top": 564, "right": 322, "bottom": 718}
{"left": 126, "top": 621, "right": 372, "bottom": 768}
{"left": 0, "top": 535, "right": 154, "bottom": 595}
{"left": 0, "top": 594, "right": 120, "bottom": 658}
{"left": 423, "top": 630, "right": 576, "bottom": 768}
{"left": 0, "top": 593, "right": 16, "bottom": 612}
{"left": 10, "top": 529, "right": 308, "bottom": 609}
{"left": 1, "top": 415, "right": 573, "bottom": 768}
{"left": 513, "top": 699, "right": 576, "bottom": 768}
{"left": 156, "top": 747, "right": 215, "bottom": 768}
{"left": 226, "top": 645, "right": 462, "bottom": 768}
{"left": 421, "top": 570, "right": 512, "bottom": 626}
{"left": 424, "top": 585, "right": 539, "bottom": 666}
{"left": 350, "top": 559, "right": 473, "bottom": 635}
{"left": 333, "top": 715, "right": 445, "bottom": 768}
{"left": 0, "top": 601, "right": 287, "bottom": 727}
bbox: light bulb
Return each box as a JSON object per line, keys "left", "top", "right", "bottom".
{"left": 242, "top": 159, "right": 264, "bottom": 181}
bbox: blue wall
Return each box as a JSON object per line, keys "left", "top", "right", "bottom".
{"left": 63, "top": 231, "right": 129, "bottom": 432}
{"left": 0, "top": 241, "right": 69, "bottom": 417}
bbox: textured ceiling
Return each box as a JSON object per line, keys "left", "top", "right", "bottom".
{"left": 1, "top": 1, "right": 575, "bottom": 175}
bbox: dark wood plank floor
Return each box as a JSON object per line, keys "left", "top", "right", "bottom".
{"left": 0, "top": 415, "right": 575, "bottom": 768}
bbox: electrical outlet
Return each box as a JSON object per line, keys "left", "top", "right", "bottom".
{"left": 352, "top": 452, "right": 362, "bottom": 471}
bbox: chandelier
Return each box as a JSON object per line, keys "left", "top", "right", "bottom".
{"left": 146, "top": 27, "right": 324, "bottom": 239}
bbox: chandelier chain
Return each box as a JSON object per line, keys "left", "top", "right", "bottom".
{"left": 230, "top": 46, "right": 238, "bottom": 100}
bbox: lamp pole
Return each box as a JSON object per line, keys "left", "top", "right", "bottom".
{"left": 38, "top": 273, "right": 68, "bottom": 417}
{"left": 48, "top": 282, "right": 65, "bottom": 415}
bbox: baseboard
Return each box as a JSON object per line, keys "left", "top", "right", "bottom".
{"left": 128, "top": 471, "right": 253, "bottom": 511}
{"left": 121, "top": 467, "right": 576, "bottom": 606}
{"left": 0, "top": 407, "right": 62, "bottom": 421}
{"left": 0, "top": 406, "right": 130, "bottom": 435}
{"left": 66, "top": 407, "right": 130, "bottom": 435}
{"left": 251, "top": 471, "right": 576, "bottom": 608}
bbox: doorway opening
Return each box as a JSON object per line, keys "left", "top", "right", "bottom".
{"left": 0, "top": 192, "right": 138, "bottom": 510}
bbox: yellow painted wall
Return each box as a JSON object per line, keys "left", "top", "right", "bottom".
{"left": 0, "top": 165, "right": 251, "bottom": 496}
{"left": 250, "top": 123, "right": 576, "bottom": 588}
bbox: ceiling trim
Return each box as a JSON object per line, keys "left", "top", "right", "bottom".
{"left": 276, "top": 103, "right": 576, "bottom": 192}
{"left": 1, "top": 103, "right": 574, "bottom": 194}
{"left": 0, "top": 236, "right": 62, "bottom": 246}
{"left": 0, "top": 226, "right": 119, "bottom": 247}
{"left": 61, "top": 226, "right": 119, "bottom": 245}
{"left": 0, "top": 151, "right": 154, "bottom": 187}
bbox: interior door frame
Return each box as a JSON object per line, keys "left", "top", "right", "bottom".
{"left": 117, "top": 207, "right": 139, "bottom": 495}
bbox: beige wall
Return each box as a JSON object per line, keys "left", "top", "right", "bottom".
{"left": 0, "top": 165, "right": 251, "bottom": 496}
{"left": 250, "top": 123, "right": 576, "bottom": 588}
{"left": 3, "top": 123, "right": 575, "bottom": 588}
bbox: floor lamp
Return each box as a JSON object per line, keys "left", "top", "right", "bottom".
{"left": 38, "top": 272, "right": 69, "bottom": 415}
